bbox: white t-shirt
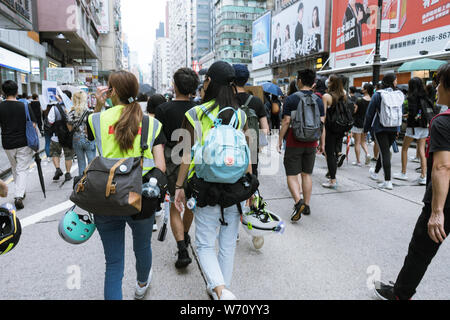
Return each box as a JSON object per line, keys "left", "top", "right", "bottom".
{"left": 48, "top": 105, "right": 62, "bottom": 142}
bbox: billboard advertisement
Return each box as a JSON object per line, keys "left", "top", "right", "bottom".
{"left": 252, "top": 12, "right": 272, "bottom": 70}
{"left": 271, "top": 0, "right": 328, "bottom": 64}
{"left": 330, "top": 0, "right": 450, "bottom": 69}
{"left": 97, "top": 0, "right": 110, "bottom": 34}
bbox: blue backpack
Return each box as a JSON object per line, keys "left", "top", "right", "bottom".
{"left": 192, "top": 106, "right": 250, "bottom": 184}
{"left": 24, "top": 104, "right": 39, "bottom": 152}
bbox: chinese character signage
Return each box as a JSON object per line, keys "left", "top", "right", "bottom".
{"left": 330, "top": 0, "right": 450, "bottom": 69}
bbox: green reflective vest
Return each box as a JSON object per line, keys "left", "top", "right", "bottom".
{"left": 88, "top": 105, "right": 162, "bottom": 176}
{"left": 185, "top": 100, "right": 247, "bottom": 179}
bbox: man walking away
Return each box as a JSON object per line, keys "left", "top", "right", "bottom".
{"left": 47, "top": 92, "right": 74, "bottom": 182}
{"left": 0, "top": 81, "right": 37, "bottom": 210}
{"left": 278, "top": 69, "right": 325, "bottom": 221}
{"left": 233, "top": 64, "right": 269, "bottom": 177}
{"left": 374, "top": 63, "right": 450, "bottom": 300}
{"left": 155, "top": 68, "right": 199, "bottom": 269}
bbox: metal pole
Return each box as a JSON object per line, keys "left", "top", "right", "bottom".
{"left": 373, "top": 0, "right": 383, "bottom": 85}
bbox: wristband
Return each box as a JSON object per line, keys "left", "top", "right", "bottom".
{"left": 175, "top": 184, "right": 184, "bottom": 190}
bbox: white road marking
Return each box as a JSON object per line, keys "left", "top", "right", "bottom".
{"left": 21, "top": 200, "right": 74, "bottom": 228}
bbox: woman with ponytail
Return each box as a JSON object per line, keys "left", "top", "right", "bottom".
{"left": 87, "top": 70, "right": 167, "bottom": 300}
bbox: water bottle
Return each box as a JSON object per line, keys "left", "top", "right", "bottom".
{"left": 392, "top": 141, "right": 399, "bottom": 154}
{"left": 187, "top": 197, "right": 197, "bottom": 210}
{"left": 142, "top": 178, "right": 160, "bottom": 199}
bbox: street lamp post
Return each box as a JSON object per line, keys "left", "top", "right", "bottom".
{"left": 373, "top": 0, "right": 383, "bottom": 86}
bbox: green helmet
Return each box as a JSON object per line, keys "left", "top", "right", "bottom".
{"left": 58, "top": 206, "right": 96, "bottom": 245}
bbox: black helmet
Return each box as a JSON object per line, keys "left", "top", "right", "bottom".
{"left": 0, "top": 203, "right": 21, "bottom": 256}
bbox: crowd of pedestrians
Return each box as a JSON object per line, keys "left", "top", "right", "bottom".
{"left": 0, "top": 60, "right": 448, "bottom": 302}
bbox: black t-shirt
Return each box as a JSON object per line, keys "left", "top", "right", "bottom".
{"left": 235, "top": 93, "right": 267, "bottom": 120}
{"left": 423, "top": 115, "right": 450, "bottom": 208}
{"left": 354, "top": 98, "right": 370, "bottom": 128}
{"left": 155, "top": 100, "right": 196, "bottom": 148}
{"left": 0, "top": 100, "right": 36, "bottom": 150}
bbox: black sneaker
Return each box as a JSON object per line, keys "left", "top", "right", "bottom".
{"left": 302, "top": 205, "right": 311, "bottom": 216}
{"left": 374, "top": 281, "right": 398, "bottom": 300}
{"left": 64, "top": 173, "right": 72, "bottom": 182}
{"left": 175, "top": 248, "right": 192, "bottom": 269}
{"left": 53, "top": 168, "right": 63, "bottom": 181}
{"left": 337, "top": 154, "right": 346, "bottom": 168}
{"left": 14, "top": 198, "right": 24, "bottom": 210}
{"left": 290, "top": 200, "right": 305, "bottom": 222}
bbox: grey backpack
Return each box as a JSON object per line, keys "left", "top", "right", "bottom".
{"left": 291, "top": 92, "right": 322, "bottom": 143}
{"left": 70, "top": 116, "right": 150, "bottom": 217}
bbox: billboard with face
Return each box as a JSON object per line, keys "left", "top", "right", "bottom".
{"left": 330, "top": 0, "right": 450, "bottom": 69}
{"left": 252, "top": 12, "right": 272, "bottom": 70}
{"left": 271, "top": 0, "right": 328, "bottom": 64}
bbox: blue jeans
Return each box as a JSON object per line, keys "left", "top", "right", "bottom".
{"left": 72, "top": 134, "right": 96, "bottom": 176}
{"left": 95, "top": 215, "right": 155, "bottom": 300}
{"left": 194, "top": 204, "right": 242, "bottom": 292}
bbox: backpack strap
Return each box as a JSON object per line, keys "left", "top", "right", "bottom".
{"left": 243, "top": 95, "right": 253, "bottom": 109}
{"left": 140, "top": 115, "right": 150, "bottom": 156}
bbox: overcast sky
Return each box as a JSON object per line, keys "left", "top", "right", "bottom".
{"left": 121, "top": 0, "right": 167, "bottom": 70}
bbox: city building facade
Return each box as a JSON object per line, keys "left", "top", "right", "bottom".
{"left": 152, "top": 37, "right": 172, "bottom": 94}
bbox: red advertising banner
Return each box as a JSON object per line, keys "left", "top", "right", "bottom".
{"left": 330, "top": 0, "right": 450, "bottom": 68}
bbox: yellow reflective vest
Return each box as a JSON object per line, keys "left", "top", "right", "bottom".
{"left": 184, "top": 100, "right": 247, "bottom": 179}
{"left": 88, "top": 105, "right": 162, "bottom": 176}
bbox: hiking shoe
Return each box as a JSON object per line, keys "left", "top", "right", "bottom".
{"left": 135, "top": 269, "right": 152, "bottom": 300}
{"left": 322, "top": 181, "right": 338, "bottom": 190}
{"left": 378, "top": 181, "right": 394, "bottom": 190}
{"left": 14, "top": 198, "right": 24, "bottom": 210}
{"left": 369, "top": 168, "right": 380, "bottom": 181}
{"left": 175, "top": 248, "right": 192, "bottom": 269}
{"left": 53, "top": 168, "right": 63, "bottom": 181}
{"left": 373, "top": 281, "right": 398, "bottom": 300}
{"left": 337, "top": 154, "right": 346, "bottom": 168}
{"left": 64, "top": 173, "right": 72, "bottom": 182}
{"left": 290, "top": 200, "right": 305, "bottom": 222}
{"left": 393, "top": 172, "right": 408, "bottom": 181}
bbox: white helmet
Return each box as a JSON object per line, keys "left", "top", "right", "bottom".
{"left": 241, "top": 195, "right": 285, "bottom": 238}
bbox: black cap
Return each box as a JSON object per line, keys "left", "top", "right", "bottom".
{"left": 206, "top": 61, "right": 236, "bottom": 86}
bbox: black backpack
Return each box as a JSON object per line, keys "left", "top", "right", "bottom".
{"left": 327, "top": 99, "right": 354, "bottom": 134}
{"left": 291, "top": 92, "right": 322, "bottom": 142}
{"left": 53, "top": 104, "right": 73, "bottom": 149}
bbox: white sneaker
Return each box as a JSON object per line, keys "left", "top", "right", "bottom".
{"left": 135, "top": 269, "right": 152, "bottom": 300}
{"left": 153, "top": 222, "right": 158, "bottom": 232}
{"left": 369, "top": 168, "right": 380, "bottom": 181}
{"left": 410, "top": 157, "right": 420, "bottom": 163}
{"left": 393, "top": 172, "right": 409, "bottom": 181}
{"left": 417, "top": 176, "right": 427, "bottom": 185}
{"left": 220, "top": 289, "right": 237, "bottom": 300}
{"left": 206, "top": 287, "right": 219, "bottom": 300}
{"left": 352, "top": 161, "right": 363, "bottom": 167}
{"left": 378, "top": 181, "right": 394, "bottom": 190}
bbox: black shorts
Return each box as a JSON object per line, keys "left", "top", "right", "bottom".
{"left": 284, "top": 147, "right": 317, "bottom": 176}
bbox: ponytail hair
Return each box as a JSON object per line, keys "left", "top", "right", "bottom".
{"left": 108, "top": 71, "right": 143, "bottom": 152}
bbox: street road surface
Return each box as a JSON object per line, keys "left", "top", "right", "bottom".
{"left": 0, "top": 136, "right": 448, "bottom": 300}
